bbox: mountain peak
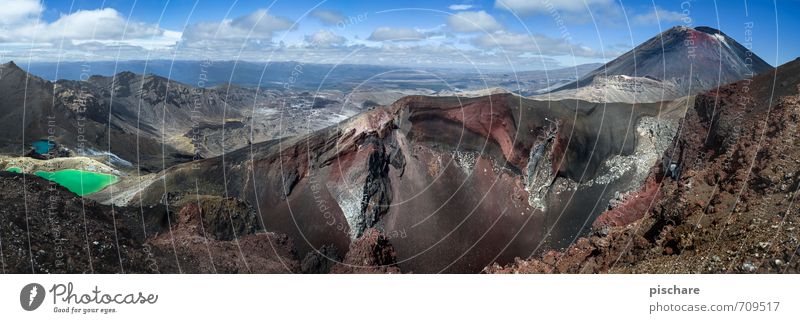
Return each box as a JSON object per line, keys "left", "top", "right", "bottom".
{"left": 2, "top": 60, "right": 22, "bottom": 71}
{"left": 114, "top": 70, "right": 138, "bottom": 82}
{"left": 663, "top": 25, "right": 722, "bottom": 35}
{"left": 0, "top": 61, "right": 32, "bottom": 81}
{"left": 694, "top": 26, "right": 723, "bottom": 35}
{"left": 551, "top": 25, "right": 773, "bottom": 101}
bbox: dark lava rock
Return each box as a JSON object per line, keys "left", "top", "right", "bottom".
{"left": 300, "top": 245, "right": 341, "bottom": 274}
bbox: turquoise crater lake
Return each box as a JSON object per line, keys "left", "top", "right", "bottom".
{"left": 31, "top": 140, "right": 55, "bottom": 155}
{"left": 6, "top": 167, "right": 118, "bottom": 196}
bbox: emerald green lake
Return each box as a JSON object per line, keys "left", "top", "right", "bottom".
{"left": 5, "top": 167, "right": 118, "bottom": 196}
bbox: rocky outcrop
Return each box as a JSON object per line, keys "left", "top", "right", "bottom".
{"left": 330, "top": 228, "right": 401, "bottom": 274}
{"left": 327, "top": 135, "right": 395, "bottom": 239}
{"left": 524, "top": 120, "right": 559, "bottom": 211}
{"left": 166, "top": 194, "right": 263, "bottom": 241}
{"left": 592, "top": 114, "right": 680, "bottom": 227}
{"left": 147, "top": 202, "right": 298, "bottom": 274}
{"left": 487, "top": 58, "right": 800, "bottom": 274}
{"left": 484, "top": 226, "right": 651, "bottom": 274}
{"left": 300, "top": 245, "right": 341, "bottom": 274}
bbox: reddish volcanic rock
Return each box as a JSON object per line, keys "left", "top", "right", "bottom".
{"left": 438, "top": 94, "right": 525, "bottom": 169}
{"left": 146, "top": 202, "right": 299, "bottom": 274}
{"left": 331, "top": 228, "right": 401, "bottom": 274}
{"left": 593, "top": 175, "right": 663, "bottom": 228}
{"left": 485, "top": 227, "right": 651, "bottom": 274}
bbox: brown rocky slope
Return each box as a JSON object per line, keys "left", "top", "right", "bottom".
{"left": 0, "top": 172, "right": 298, "bottom": 273}
{"left": 486, "top": 58, "right": 800, "bottom": 274}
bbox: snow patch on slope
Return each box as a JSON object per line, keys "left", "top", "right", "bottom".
{"left": 712, "top": 33, "right": 731, "bottom": 50}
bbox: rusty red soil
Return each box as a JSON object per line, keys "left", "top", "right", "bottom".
{"left": 439, "top": 95, "right": 524, "bottom": 169}
{"left": 593, "top": 174, "right": 663, "bottom": 228}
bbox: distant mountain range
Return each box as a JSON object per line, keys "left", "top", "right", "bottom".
{"left": 0, "top": 61, "right": 273, "bottom": 170}
{"left": 22, "top": 60, "right": 600, "bottom": 95}
{"left": 0, "top": 59, "right": 602, "bottom": 172}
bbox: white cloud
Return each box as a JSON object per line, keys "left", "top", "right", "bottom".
{"left": 311, "top": 9, "right": 345, "bottom": 25}
{"left": 0, "top": 0, "right": 42, "bottom": 25}
{"left": 448, "top": 4, "right": 474, "bottom": 11}
{"left": 447, "top": 11, "right": 503, "bottom": 33}
{"left": 181, "top": 9, "right": 295, "bottom": 47}
{"left": 305, "top": 29, "right": 346, "bottom": 46}
{"left": 632, "top": 7, "right": 685, "bottom": 25}
{"left": 0, "top": 2, "right": 600, "bottom": 70}
{"left": 77, "top": 30, "right": 182, "bottom": 51}
{"left": 495, "top": 0, "right": 613, "bottom": 15}
{"left": 368, "top": 27, "right": 426, "bottom": 41}
{"left": 254, "top": 42, "right": 562, "bottom": 70}
{"left": 0, "top": 6, "right": 166, "bottom": 43}
{"left": 0, "top": 2, "right": 182, "bottom": 62}
{"left": 471, "top": 31, "right": 602, "bottom": 57}
{"left": 495, "top": 0, "right": 624, "bottom": 25}
{"left": 43, "top": 8, "right": 162, "bottom": 41}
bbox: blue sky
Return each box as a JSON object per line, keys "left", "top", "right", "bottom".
{"left": 1, "top": 0, "right": 798, "bottom": 70}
